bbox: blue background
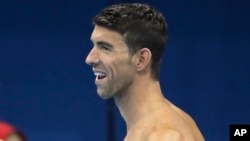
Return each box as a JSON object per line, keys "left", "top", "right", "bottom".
{"left": 0, "top": 0, "right": 249, "bottom": 141}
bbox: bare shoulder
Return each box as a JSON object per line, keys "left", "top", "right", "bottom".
{"left": 147, "top": 128, "right": 184, "bottom": 141}
{"left": 145, "top": 125, "right": 204, "bottom": 141}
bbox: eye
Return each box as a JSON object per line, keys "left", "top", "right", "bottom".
{"left": 95, "top": 41, "right": 113, "bottom": 53}
{"left": 101, "top": 45, "right": 110, "bottom": 51}
{"left": 100, "top": 44, "right": 112, "bottom": 53}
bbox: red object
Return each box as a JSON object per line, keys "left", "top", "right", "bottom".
{"left": 0, "top": 121, "right": 15, "bottom": 140}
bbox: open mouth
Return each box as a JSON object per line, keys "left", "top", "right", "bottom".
{"left": 94, "top": 72, "right": 107, "bottom": 80}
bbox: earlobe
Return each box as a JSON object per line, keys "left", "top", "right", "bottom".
{"left": 135, "top": 48, "right": 152, "bottom": 71}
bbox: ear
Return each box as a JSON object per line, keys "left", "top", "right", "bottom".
{"left": 134, "top": 48, "right": 152, "bottom": 71}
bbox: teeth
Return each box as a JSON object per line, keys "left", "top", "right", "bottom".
{"left": 94, "top": 72, "right": 105, "bottom": 76}
{"left": 94, "top": 72, "right": 106, "bottom": 78}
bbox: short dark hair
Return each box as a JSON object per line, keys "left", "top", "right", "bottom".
{"left": 93, "top": 3, "right": 168, "bottom": 80}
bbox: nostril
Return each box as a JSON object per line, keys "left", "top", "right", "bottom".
{"left": 85, "top": 57, "right": 98, "bottom": 66}
{"left": 89, "top": 62, "right": 96, "bottom": 66}
{"left": 85, "top": 56, "right": 99, "bottom": 66}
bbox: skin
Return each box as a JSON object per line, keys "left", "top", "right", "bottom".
{"left": 86, "top": 25, "right": 205, "bottom": 141}
{"left": 5, "top": 133, "right": 23, "bottom": 141}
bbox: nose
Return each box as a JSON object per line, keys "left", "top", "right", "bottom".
{"left": 85, "top": 47, "right": 99, "bottom": 66}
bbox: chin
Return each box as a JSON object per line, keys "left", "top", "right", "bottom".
{"left": 99, "top": 95, "right": 113, "bottom": 100}
{"left": 97, "top": 92, "right": 113, "bottom": 99}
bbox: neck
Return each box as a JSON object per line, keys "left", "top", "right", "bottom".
{"left": 114, "top": 76, "right": 166, "bottom": 131}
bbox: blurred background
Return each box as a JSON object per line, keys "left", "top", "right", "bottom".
{"left": 0, "top": 0, "right": 249, "bottom": 141}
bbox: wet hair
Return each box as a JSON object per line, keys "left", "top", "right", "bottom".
{"left": 93, "top": 3, "right": 168, "bottom": 80}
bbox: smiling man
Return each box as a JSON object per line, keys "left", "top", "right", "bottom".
{"left": 85, "top": 3, "right": 204, "bottom": 141}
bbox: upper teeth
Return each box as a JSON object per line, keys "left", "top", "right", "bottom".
{"left": 94, "top": 72, "right": 106, "bottom": 77}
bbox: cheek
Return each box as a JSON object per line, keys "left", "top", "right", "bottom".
{"left": 115, "top": 61, "right": 135, "bottom": 79}
{"left": 107, "top": 54, "right": 134, "bottom": 78}
{"left": 114, "top": 57, "right": 133, "bottom": 70}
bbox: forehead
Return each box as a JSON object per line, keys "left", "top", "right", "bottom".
{"left": 90, "top": 26, "right": 124, "bottom": 43}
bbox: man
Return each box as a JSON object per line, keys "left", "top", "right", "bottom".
{"left": 0, "top": 121, "right": 27, "bottom": 141}
{"left": 85, "top": 3, "right": 204, "bottom": 141}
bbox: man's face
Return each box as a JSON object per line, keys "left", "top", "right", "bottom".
{"left": 85, "top": 26, "right": 136, "bottom": 99}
